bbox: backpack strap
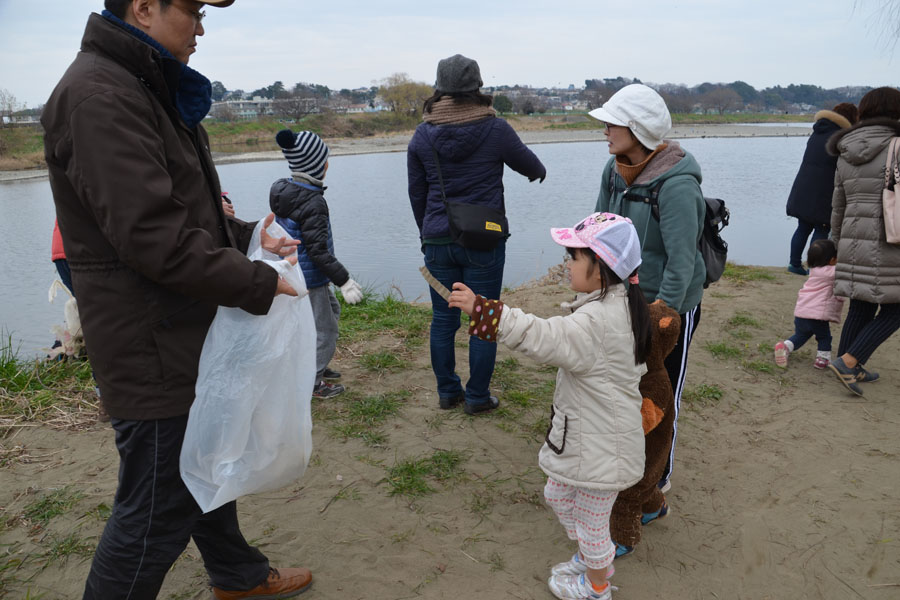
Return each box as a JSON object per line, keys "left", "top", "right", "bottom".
{"left": 623, "top": 180, "right": 664, "bottom": 222}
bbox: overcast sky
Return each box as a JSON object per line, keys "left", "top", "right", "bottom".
{"left": 1, "top": 0, "right": 898, "bottom": 108}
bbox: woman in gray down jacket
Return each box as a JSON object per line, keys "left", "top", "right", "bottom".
{"left": 826, "top": 87, "right": 900, "bottom": 395}
{"left": 408, "top": 54, "right": 546, "bottom": 416}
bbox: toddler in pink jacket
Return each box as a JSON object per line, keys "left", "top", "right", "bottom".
{"left": 775, "top": 239, "right": 844, "bottom": 369}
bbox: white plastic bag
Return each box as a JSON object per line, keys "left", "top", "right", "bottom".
{"left": 180, "top": 220, "right": 317, "bottom": 513}
{"left": 47, "top": 280, "right": 85, "bottom": 359}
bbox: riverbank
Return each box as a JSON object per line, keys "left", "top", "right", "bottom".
{"left": 1, "top": 265, "right": 897, "bottom": 598}
{"left": 0, "top": 123, "right": 810, "bottom": 182}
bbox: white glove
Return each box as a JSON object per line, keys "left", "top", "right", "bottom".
{"left": 340, "top": 278, "right": 364, "bottom": 304}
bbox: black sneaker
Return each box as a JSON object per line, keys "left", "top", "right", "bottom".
{"left": 313, "top": 381, "right": 345, "bottom": 398}
{"left": 439, "top": 393, "right": 464, "bottom": 410}
{"left": 322, "top": 367, "right": 342, "bottom": 380}
{"left": 464, "top": 395, "right": 499, "bottom": 415}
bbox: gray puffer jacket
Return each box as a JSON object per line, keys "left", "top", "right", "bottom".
{"left": 827, "top": 118, "right": 900, "bottom": 304}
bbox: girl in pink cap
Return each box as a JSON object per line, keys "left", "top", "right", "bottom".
{"left": 449, "top": 212, "right": 651, "bottom": 600}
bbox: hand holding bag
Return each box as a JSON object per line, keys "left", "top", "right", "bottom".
{"left": 883, "top": 137, "right": 900, "bottom": 244}
{"left": 432, "top": 147, "right": 508, "bottom": 251}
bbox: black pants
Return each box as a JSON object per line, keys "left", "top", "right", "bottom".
{"left": 83, "top": 415, "right": 270, "bottom": 600}
{"left": 660, "top": 303, "right": 701, "bottom": 487}
{"left": 837, "top": 300, "right": 900, "bottom": 364}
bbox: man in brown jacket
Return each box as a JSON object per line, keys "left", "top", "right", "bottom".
{"left": 42, "top": 1, "right": 312, "bottom": 598}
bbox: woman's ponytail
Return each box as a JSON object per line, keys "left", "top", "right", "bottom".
{"left": 627, "top": 270, "right": 652, "bottom": 365}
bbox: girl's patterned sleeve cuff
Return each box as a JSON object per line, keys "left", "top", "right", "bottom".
{"left": 468, "top": 296, "right": 504, "bottom": 342}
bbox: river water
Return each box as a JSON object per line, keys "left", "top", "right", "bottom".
{"left": 0, "top": 135, "right": 810, "bottom": 356}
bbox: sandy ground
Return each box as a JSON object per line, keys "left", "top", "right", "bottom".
{"left": 1, "top": 266, "right": 898, "bottom": 599}
{"left": 0, "top": 123, "right": 810, "bottom": 183}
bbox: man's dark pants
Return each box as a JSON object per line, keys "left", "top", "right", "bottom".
{"left": 83, "top": 415, "right": 270, "bottom": 599}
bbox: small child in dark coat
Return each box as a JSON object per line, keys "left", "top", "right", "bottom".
{"left": 269, "top": 129, "right": 363, "bottom": 398}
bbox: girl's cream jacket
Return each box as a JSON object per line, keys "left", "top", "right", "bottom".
{"left": 498, "top": 285, "right": 647, "bottom": 490}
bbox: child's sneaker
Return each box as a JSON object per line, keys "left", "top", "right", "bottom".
{"left": 312, "top": 381, "right": 344, "bottom": 398}
{"left": 550, "top": 552, "right": 615, "bottom": 578}
{"left": 548, "top": 573, "right": 613, "bottom": 600}
{"left": 641, "top": 497, "right": 669, "bottom": 525}
{"left": 813, "top": 356, "right": 829, "bottom": 369}
{"left": 774, "top": 341, "right": 789, "bottom": 368}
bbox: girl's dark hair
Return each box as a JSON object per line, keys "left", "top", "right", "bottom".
{"left": 105, "top": 0, "right": 172, "bottom": 18}
{"left": 807, "top": 239, "right": 837, "bottom": 269}
{"left": 566, "top": 248, "right": 652, "bottom": 365}
{"left": 423, "top": 89, "right": 493, "bottom": 114}
{"left": 858, "top": 87, "right": 900, "bottom": 121}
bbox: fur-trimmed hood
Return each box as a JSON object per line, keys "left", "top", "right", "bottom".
{"left": 827, "top": 117, "right": 900, "bottom": 158}
{"left": 814, "top": 109, "right": 851, "bottom": 130}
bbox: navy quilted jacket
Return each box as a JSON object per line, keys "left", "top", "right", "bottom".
{"left": 786, "top": 113, "right": 845, "bottom": 225}
{"left": 269, "top": 179, "right": 349, "bottom": 289}
{"left": 407, "top": 116, "right": 546, "bottom": 240}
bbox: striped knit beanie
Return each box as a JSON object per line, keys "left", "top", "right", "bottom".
{"left": 275, "top": 129, "right": 329, "bottom": 179}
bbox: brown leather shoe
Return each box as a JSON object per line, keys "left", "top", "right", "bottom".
{"left": 212, "top": 567, "right": 312, "bottom": 599}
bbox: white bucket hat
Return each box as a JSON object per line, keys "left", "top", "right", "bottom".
{"left": 588, "top": 84, "right": 672, "bottom": 150}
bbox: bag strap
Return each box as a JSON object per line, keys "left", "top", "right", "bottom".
{"left": 886, "top": 137, "right": 899, "bottom": 190}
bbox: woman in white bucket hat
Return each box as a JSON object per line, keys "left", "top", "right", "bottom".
{"left": 591, "top": 84, "right": 706, "bottom": 497}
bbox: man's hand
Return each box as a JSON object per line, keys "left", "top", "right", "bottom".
{"left": 260, "top": 213, "right": 301, "bottom": 257}
{"left": 448, "top": 282, "right": 476, "bottom": 316}
{"left": 222, "top": 199, "right": 235, "bottom": 217}
{"left": 275, "top": 255, "right": 299, "bottom": 297}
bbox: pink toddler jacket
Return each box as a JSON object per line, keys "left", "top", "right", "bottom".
{"left": 794, "top": 265, "right": 844, "bottom": 323}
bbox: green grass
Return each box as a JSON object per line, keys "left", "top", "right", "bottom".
{"left": 385, "top": 449, "right": 466, "bottom": 497}
{"left": 743, "top": 360, "right": 776, "bottom": 374}
{"left": 320, "top": 390, "right": 407, "bottom": 446}
{"left": 681, "top": 383, "right": 724, "bottom": 407}
{"left": 705, "top": 341, "right": 743, "bottom": 360}
{"left": 22, "top": 487, "right": 85, "bottom": 527}
{"left": 722, "top": 263, "right": 777, "bottom": 285}
{"left": 42, "top": 533, "right": 94, "bottom": 565}
{"left": 338, "top": 294, "right": 432, "bottom": 348}
{"left": 728, "top": 312, "right": 762, "bottom": 329}
{"left": 1, "top": 336, "right": 96, "bottom": 422}
{"left": 359, "top": 351, "right": 407, "bottom": 373}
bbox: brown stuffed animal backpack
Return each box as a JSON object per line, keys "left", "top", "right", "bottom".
{"left": 610, "top": 300, "right": 681, "bottom": 552}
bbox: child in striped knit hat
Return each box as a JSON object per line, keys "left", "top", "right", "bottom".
{"left": 269, "top": 129, "right": 363, "bottom": 399}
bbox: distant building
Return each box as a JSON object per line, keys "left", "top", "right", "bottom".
{"left": 210, "top": 96, "right": 274, "bottom": 120}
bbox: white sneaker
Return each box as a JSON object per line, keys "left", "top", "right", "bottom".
{"left": 551, "top": 552, "right": 615, "bottom": 578}
{"left": 548, "top": 573, "right": 614, "bottom": 600}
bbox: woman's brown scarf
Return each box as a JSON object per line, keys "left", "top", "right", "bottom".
{"left": 423, "top": 97, "right": 497, "bottom": 125}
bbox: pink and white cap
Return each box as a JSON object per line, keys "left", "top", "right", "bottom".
{"left": 550, "top": 212, "right": 642, "bottom": 281}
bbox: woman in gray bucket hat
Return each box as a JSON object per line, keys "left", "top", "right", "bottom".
{"left": 407, "top": 54, "right": 546, "bottom": 417}
{"left": 592, "top": 84, "right": 706, "bottom": 509}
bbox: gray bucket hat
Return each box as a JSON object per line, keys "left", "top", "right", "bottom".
{"left": 435, "top": 54, "right": 483, "bottom": 93}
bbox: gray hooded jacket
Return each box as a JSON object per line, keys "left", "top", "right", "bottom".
{"left": 828, "top": 118, "right": 900, "bottom": 304}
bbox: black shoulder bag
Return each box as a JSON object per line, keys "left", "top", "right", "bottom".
{"left": 431, "top": 147, "right": 508, "bottom": 251}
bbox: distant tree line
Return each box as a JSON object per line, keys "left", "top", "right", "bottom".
{"left": 581, "top": 77, "right": 872, "bottom": 114}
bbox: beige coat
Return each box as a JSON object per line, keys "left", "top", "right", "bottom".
{"left": 498, "top": 286, "right": 647, "bottom": 491}
{"left": 828, "top": 118, "right": 900, "bottom": 304}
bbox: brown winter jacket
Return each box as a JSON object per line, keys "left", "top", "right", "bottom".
{"left": 827, "top": 118, "right": 900, "bottom": 305}
{"left": 42, "top": 14, "right": 278, "bottom": 419}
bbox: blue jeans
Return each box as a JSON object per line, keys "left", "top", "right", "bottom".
{"left": 789, "top": 219, "right": 829, "bottom": 268}
{"left": 789, "top": 317, "right": 832, "bottom": 352}
{"left": 424, "top": 241, "right": 505, "bottom": 409}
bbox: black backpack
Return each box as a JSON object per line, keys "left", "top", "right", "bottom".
{"left": 608, "top": 173, "right": 729, "bottom": 288}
